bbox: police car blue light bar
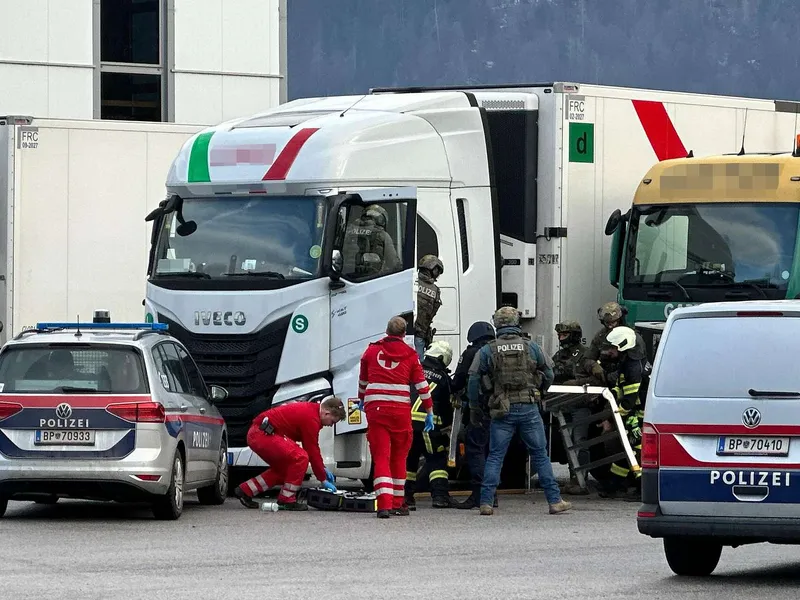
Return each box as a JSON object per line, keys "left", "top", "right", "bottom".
{"left": 35, "top": 322, "right": 169, "bottom": 331}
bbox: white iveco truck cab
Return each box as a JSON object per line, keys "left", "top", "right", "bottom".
{"left": 144, "top": 82, "right": 785, "bottom": 484}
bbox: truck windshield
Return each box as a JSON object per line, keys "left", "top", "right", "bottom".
{"left": 625, "top": 203, "right": 800, "bottom": 298}
{"left": 152, "top": 196, "right": 327, "bottom": 280}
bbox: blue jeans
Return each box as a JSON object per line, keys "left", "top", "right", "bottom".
{"left": 414, "top": 336, "right": 426, "bottom": 360}
{"left": 481, "top": 403, "right": 562, "bottom": 505}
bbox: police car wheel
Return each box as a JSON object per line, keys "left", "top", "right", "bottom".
{"left": 197, "top": 439, "right": 228, "bottom": 505}
{"left": 152, "top": 451, "right": 185, "bottom": 520}
{"left": 663, "top": 537, "right": 722, "bottom": 576}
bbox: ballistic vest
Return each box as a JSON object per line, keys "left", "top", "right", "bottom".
{"left": 487, "top": 334, "right": 540, "bottom": 404}
{"left": 414, "top": 272, "right": 441, "bottom": 341}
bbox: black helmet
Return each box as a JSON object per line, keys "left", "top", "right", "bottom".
{"left": 467, "top": 321, "right": 495, "bottom": 343}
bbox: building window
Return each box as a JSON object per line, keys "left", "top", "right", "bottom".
{"left": 97, "top": 0, "right": 168, "bottom": 121}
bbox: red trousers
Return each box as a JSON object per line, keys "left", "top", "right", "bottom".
{"left": 238, "top": 425, "right": 309, "bottom": 504}
{"left": 366, "top": 405, "right": 413, "bottom": 511}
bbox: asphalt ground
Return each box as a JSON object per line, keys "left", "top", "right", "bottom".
{"left": 2, "top": 486, "right": 800, "bottom": 600}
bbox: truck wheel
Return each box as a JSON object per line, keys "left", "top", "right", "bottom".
{"left": 663, "top": 537, "right": 722, "bottom": 576}
{"left": 198, "top": 439, "right": 229, "bottom": 505}
{"left": 153, "top": 451, "right": 184, "bottom": 520}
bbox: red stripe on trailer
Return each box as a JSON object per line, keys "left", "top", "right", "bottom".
{"left": 632, "top": 100, "right": 687, "bottom": 161}
{"left": 262, "top": 128, "right": 320, "bottom": 180}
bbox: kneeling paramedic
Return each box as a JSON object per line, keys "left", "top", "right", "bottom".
{"left": 358, "top": 316, "right": 434, "bottom": 518}
{"left": 235, "top": 396, "right": 346, "bottom": 510}
{"left": 469, "top": 306, "right": 573, "bottom": 516}
{"left": 405, "top": 340, "right": 456, "bottom": 509}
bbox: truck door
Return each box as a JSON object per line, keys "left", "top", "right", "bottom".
{"left": 328, "top": 189, "right": 418, "bottom": 437}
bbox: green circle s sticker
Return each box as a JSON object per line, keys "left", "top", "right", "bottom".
{"left": 309, "top": 245, "right": 322, "bottom": 259}
{"left": 291, "top": 314, "right": 309, "bottom": 334}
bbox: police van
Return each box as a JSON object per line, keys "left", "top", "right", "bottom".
{"left": 637, "top": 301, "right": 800, "bottom": 576}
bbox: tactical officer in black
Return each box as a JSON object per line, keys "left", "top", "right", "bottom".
{"left": 414, "top": 255, "right": 444, "bottom": 359}
{"left": 405, "top": 340, "right": 455, "bottom": 509}
{"left": 451, "top": 321, "right": 497, "bottom": 510}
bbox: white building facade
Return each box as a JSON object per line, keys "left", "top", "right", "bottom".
{"left": 0, "top": 0, "right": 287, "bottom": 125}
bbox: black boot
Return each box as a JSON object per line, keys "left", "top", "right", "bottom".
{"left": 455, "top": 485, "right": 480, "bottom": 509}
{"left": 405, "top": 495, "right": 417, "bottom": 511}
{"left": 377, "top": 509, "right": 391, "bottom": 519}
{"left": 234, "top": 487, "right": 259, "bottom": 509}
{"left": 432, "top": 495, "right": 452, "bottom": 508}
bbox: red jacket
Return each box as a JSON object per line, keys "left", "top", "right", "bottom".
{"left": 358, "top": 336, "right": 432, "bottom": 412}
{"left": 250, "top": 402, "right": 326, "bottom": 483}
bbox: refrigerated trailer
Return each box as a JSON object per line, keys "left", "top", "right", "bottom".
{"left": 0, "top": 116, "right": 202, "bottom": 342}
{"left": 142, "top": 82, "right": 800, "bottom": 484}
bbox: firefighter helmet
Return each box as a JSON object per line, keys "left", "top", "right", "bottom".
{"left": 425, "top": 340, "right": 453, "bottom": 368}
{"left": 606, "top": 326, "right": 637, "bottom": 352}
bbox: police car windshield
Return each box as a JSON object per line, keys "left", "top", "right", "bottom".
{"left": 626, "top": 203, "right": 799, "bottom": 299}
{"left": 0, "top": 346, "right": 149, "bottom": 394}
{"left": 152, "top": 196, "right": 327, "bottom": 280}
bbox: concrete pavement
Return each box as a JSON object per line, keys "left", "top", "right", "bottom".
{"left": 2, "top": 491, "right": 800, "bottom": 600}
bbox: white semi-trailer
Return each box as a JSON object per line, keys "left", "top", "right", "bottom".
{"left": 0, "top": 116, "right": 202, "bottom": 341}
{"left": 142, "top": 83, "right": 800, "bottom": 486}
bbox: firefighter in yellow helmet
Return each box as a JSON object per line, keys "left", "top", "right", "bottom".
{"left": 597, "top": 326, "right": 645, "bottom": 501}
{"left": 404, "top": 340, "right": 456, "bottom": 509}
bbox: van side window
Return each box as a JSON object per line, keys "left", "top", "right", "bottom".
{"left": 338, "top": 201, "right": 411, "bottom": 282}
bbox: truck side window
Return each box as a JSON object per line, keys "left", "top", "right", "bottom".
{"left": 417, "top": 215, "right": 439, "bottom": 258}
{"left": 339, "top": 201, "right": 409, "bottom": 282}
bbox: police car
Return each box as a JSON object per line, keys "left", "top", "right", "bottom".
{"left": 0, "top": 313, "right": 230, "bottom": 520}
{"left": 637, "top": 301, "right": 800, "bottom": 575}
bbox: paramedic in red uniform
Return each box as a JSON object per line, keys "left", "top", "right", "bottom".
{"left": 234, "top": 396, "right": 346, "bottom": 510}
{"left": 358, "top": 316, "right": 434, "bottom": 518}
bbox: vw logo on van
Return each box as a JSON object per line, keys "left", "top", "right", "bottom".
{"left": 742, "top": 407, "right": 762, "bottom": 429}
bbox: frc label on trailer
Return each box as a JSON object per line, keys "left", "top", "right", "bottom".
{"left": 565, "top": 96, "right": 587, "bottom": 121}
{"left": 711, "top": 470, "right": 791, "bottom": 487}
{"left": 17, "top": 127, "right": 39, "bottom": 149}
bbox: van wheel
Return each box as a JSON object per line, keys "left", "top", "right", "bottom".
{"left": 663, "top": 537, "right": 722, "bottom": 576}
{"left": 153, "top": 451, "right": 184, "bottom": 520}
{"left": 198, "top": 439, "right": 229, "bottom": 505}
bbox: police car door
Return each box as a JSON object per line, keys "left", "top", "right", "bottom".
{"left": 151, "top": 342, "right": 205, "bottom": 484}
{"left": 328, "top": 188, "right": 417, "bottom": 436}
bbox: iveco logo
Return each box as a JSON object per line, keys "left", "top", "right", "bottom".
{"left": 742, "top": 407, "right": 762, "bottom": 429}
{"left": 194, "top": 311, "right": 246, "bottom": 327}
{"left": 55, "top": 403, "right": 72, "bottom": 419}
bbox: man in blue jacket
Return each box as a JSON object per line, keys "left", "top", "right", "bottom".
{"left": 468, "top": 306, "right": 573, "bottom": 516}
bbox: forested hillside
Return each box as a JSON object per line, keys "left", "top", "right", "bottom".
{"left": 287, "top": 0, "right": 800, "bottom": 101}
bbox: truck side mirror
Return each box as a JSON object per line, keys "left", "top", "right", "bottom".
{"left": 609, "top": 221, "right": 626, "bottom": 288}
{"left": 605, "top": 209, "right": 622, "bottom": 235}
{"left": 331, "top": 249, "right": 343, "bottom": 275}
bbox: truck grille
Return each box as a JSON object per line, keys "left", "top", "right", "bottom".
{"left": 156, "top": 314, "right": 291, "bottom": 447}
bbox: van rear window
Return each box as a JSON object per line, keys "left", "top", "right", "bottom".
{"left": 654, "top": 316, "right": 798, "bottom": 399}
